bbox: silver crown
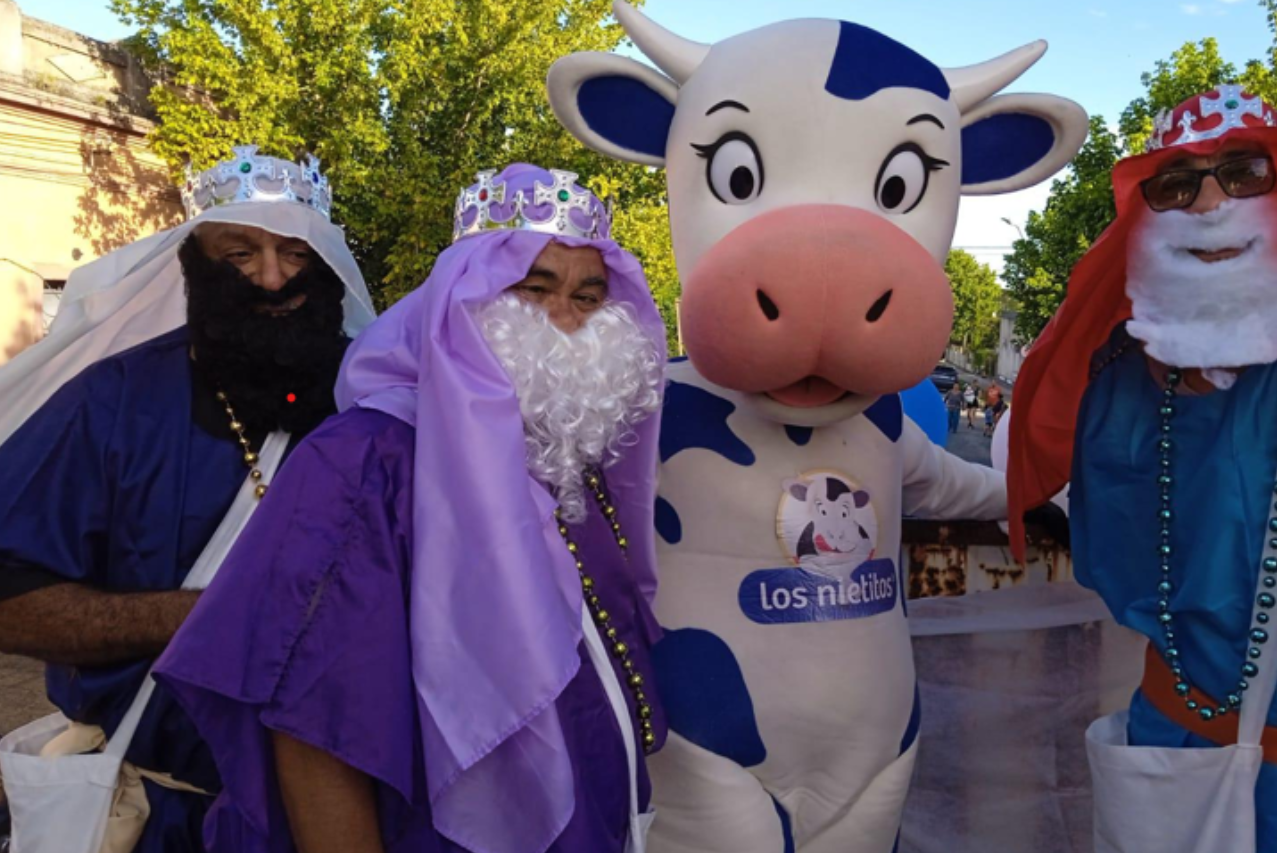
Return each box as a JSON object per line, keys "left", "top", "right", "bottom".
{"left": 182, "top": 145, "right": 332, "bottom": 221}
{"left": 1147, "top": 85, "right": 1277, "bottom": 153}
{"left": 452, "top": 169, "right": 609, "bottom": 243}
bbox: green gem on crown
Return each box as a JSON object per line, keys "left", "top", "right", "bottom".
{"left": 557, "top": 189, "right": 571, "bottom": 202}
{"left": 239, "top": 162, "right": 253, "bottom": 174}
{"left": 1226, "top": 99, "right": 1240, "bottom": 110}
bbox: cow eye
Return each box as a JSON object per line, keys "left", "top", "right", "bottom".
{"left": 693, "top": 132, "right": 764, "bottom": 205}
{"left": 875, "top": 143, "right": 946, "bottom": 215}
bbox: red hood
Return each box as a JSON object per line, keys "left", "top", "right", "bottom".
{"left": 1008, "top": 126, "right": 1277, "bottom": 561}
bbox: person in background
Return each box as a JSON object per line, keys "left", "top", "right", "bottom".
{"left": 945, "top": 383, "right": 965, "bottom": 433}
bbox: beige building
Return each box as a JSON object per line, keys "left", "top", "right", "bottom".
{"left": 0, "top": 0, "right": 179, "bottom": 365}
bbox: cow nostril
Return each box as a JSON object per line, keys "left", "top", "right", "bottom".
{"left": 866, "top": 290, "right": 893, "bottom": 323}
{"left": 757, "top": 289, "right": 780, "bottom": 322}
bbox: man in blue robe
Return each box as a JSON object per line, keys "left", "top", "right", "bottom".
{"left": 0, "top": 146, "right": 374, "bottom": 853}
{"left": 1011, "top": 87, "right": 1277, "bottom": 852}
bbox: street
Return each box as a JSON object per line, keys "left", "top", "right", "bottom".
{"left": 945, "top": 410, "right": 994, "bottom": 467}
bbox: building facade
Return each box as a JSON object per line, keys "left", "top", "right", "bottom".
{"left": 0, "top": 0, "right": 179, "bottom": 365}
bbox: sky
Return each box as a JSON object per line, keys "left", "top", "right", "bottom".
{"left": 28, "top": 0, "right": 1277, "bottom": 276}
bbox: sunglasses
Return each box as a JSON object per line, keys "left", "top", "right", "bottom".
{"left": 1141, "top": 155, "right": 1277, "bottom": 212}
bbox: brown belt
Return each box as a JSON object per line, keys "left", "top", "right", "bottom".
{"left": 1141, "top": 644, "right": 1277, "bottom": 764}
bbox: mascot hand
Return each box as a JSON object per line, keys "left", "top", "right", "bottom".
{"left": 1023, "top": 503, "right": 1070, "bottom": 550}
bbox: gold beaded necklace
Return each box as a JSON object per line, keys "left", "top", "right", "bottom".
{"left": 215, "top": 390, "right": 270, "bottom": 500}
{"left": 556, "top": 471, "right": 655, "bottom": 754}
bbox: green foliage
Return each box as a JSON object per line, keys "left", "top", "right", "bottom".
{"left": 111, "top": 0, "right": 683, "bottom": 352}
{"left": 945, "top": 249, "right": 1003, "bottom": 373}
{"left": 1003, "top": 13, "right": 1277, "bottom": 343}
{"left": 1002, "top": 116, "right": 1120, "bottom": 342}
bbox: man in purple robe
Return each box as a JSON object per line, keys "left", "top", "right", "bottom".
{"left": 155, "top": 164, "right": 669, "bottom": 853}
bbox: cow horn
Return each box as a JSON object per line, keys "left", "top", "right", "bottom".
{"left": 944, "top": 41, "right": 1047, "bottom": 113}
{"left": 613, "top": 0, "right": 708, "bottom": 85}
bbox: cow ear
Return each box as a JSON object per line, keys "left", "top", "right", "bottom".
{"left": 854, "top": 490, "right": 871, "bottom": 509}
{"left": 784, "top": 479, "right": 809, "bottom": 501}
{"left": 959, "top": 93, "right": 1089, "bottom": 195}
{"left": 548, "top": 52, "right": 678, "bottom": 168}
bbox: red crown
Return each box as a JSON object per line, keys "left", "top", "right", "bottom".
{"left": 1146, "top": 85, "right": 1277, "bottom": 152}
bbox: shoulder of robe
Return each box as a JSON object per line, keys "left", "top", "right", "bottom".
{"left": 291, "top": 407, "right": 416, "bottom": 494}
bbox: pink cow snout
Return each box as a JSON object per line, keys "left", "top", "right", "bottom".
{"left": 680, "top": 205, "right": 955, "bottom": 408}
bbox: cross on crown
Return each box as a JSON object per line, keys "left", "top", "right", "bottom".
{"left": 182, "top": 145, "right": 333, "bottom": 221}
{"left": 1146, "top": 85, "right": 1277, "bottom": 153}
{"left": 452, "top": 169, "right": 609, "bottom": 243}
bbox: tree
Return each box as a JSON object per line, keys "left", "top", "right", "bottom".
{"left": 1002, "top": 116, "right": 1121, "bottom": 342}
{"left": 1002, "top": 17, "right": 1277, "bottom": 343}
{"left": 111, "top": 0, "right": 683, "bottom": 351}
{"left": 945, "top": 249, "right": 1003, "bottom": 373}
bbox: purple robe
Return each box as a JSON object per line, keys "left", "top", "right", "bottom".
{"left": 155, "top": 407, "right": 666, "bottom": 852}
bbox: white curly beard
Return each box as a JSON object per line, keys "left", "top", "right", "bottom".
{"left": 477, "top": 293, "right": 664, "bottom": 523}
{"left": 1127, "top": 198, "right": 1277, "bottom": 387}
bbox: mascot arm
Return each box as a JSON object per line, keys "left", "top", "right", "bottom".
{"left": 900, "top": 418, "right": 1007, "bottom": 521}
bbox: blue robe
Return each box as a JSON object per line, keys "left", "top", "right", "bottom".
{"left": 0, "top": 328, "right": 251, "bottom": 853}
{"left": 1073, "top": 331, "right": 1277, "bottom": 850}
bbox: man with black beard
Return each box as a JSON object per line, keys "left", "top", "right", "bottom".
{"left": 154, "top": 164, "right": 668, "bottom": 853}
{"left": 1010, "top": 88, "right": 1277, "bottom": 853}
{"left": 0, "top": 146, "right": 374, "bottom": 853}
{"left": 180, "top": 224, "right": 351, "bottom": 436}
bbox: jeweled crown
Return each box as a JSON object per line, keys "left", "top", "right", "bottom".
{"left": 452, "top": 168, "right": 611, "bottom": 243}
{"left": 182, "top": 145, "right": 332, "bottom": 221}
{"left": 1147, "top": 85, "right": 1277, "bottom": 153}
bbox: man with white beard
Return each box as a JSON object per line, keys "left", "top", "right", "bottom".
{"left": 1009, "top": 87, "right": 1277, "bottom": 852}
{"left": 154, "top": 164, "right": 669, "bottom": 853}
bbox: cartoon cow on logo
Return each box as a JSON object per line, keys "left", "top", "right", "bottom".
{"left": 549, "top": 4, "right": 1088, "bottom": 851}
{"left": 784, "top": 475, "right": 876, "bottom": 572}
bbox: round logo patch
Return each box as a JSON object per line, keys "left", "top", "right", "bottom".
{"left": 776, "top": 469, "right": 879, "bottom": 580}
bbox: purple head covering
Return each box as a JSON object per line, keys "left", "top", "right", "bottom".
{"left": 335, "top": 164, "right": 666, "bottom": 853}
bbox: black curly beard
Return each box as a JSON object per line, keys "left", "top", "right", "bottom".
{"left": 181, "top": 236, "right": 349, "bottom": 436}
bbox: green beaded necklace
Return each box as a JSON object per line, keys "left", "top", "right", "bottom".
{"left": 1156, "top": 369, "right": 1277, "bottom": 721}
{"left": 555, "top": 471, "right": 656, "bottom": 754}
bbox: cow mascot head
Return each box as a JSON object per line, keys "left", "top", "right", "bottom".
{"left": 549, "top": 1, "right": 1088, "bottom": 426}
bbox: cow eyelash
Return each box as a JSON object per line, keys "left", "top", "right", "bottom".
{"left": 691, "top": 140, "right": 721, "bottom": 159}
{"left": 922, "top": 152, "right": 950, "bottom": 172}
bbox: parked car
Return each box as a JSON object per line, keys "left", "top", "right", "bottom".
{"left": 929, "top": 363, "right": 960, "bottom": 393}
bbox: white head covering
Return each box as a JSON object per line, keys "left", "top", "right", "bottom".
{"left": 0, "top": 199, "right": 376, "bottom": 447}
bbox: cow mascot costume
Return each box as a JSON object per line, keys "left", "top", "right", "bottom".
{"left": 1010, "top": 87, "right": 1277, "bottom": 853}
{"left": 549, "top": 4, "right": 1088, "bottom": 851}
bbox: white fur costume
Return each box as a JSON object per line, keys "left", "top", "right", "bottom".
{"left": 548, "top": 4, "right": 1089, "bottom": 849}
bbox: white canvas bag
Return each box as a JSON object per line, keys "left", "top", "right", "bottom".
{"left": 0, "top": 432, "right": 288, "bottom": 853}
{"left": 1086, "top": 510, "right": 1277, "bottom": 853}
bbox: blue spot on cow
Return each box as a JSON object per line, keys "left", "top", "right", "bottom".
{"left": 899, "top": 685, "right": 921, "bottom": 755}
{"left": 660, "top": 381, "right": 756, "bottom": 466}
{"left": 826, "top": 22, "right": 950, "bottom": 102}
{"left": 962, "top": 112, "right": 1056, "bottom": 186}
{"left": 771, "top": 796, "right": 796, "bottom": 853}
{"left": 784, "top": 425, "right": 813, "bottom": 446}
{"left": 578, "top": 76, "right": 675, "bottom": 159}
{"left": 864, "top": 394, "right": 903, "bottom": 442}
{"left": 652, "top": 628, "right": 767, "bottom": 768}
{"left": 655, "top": 496, "right": 683, "bottom": 545}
